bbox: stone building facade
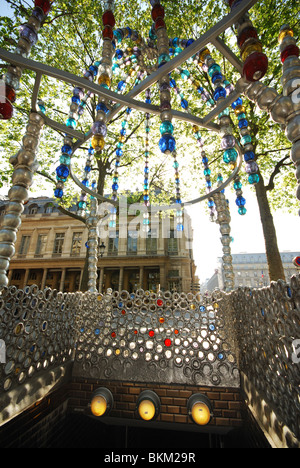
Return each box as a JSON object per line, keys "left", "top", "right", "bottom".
{"left": 0, "top": 197, "right": 199, "bottom": 293}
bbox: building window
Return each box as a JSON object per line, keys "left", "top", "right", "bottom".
{"left": 35, "top": 234, "right": 47, "bottom": 256}
{"left": 44, "top": 203, "right": 54, "bottom": 214}
{"left": 71, "top": 232, "right": 82, "bottom": 256}
{"left": 167, "top": 230, "right": 178, "bottom": 254}
{"left": 146, "top": 230, "right": 157, "bottom": 254}
{"left": 19, "top": 235, "right": 31, "bottom": 255}
{"left": 108, "top": 231, "right": 119, "bottom": 255}
{"left": 28, "top": 204, "right": 39, "bottom": 215}
{"left": 53, "top": 233, "right": 65, "bottom": 255}
{"left": 127, "top": 231, "right": 138, "bottom": 254}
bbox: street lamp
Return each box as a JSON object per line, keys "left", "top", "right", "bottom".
{"left": 99, "top": 241, "right": 106, "bottom": 257}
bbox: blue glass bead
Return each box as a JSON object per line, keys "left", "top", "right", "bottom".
{"left": 109, "top": 221, "right": 116, "bottom": 228}
{"left": 202, "top": 156, "right": 208, "bottom": 164}
{"left": 82, "top": 179, "right": 89, "bottom": 187}
{"left": 91, "top": 181, "right": 97, "bottom": 189}
{"left": 160, "top": 121, "right": 174, "bottom": 135}
{"left": 181, "top": 99, "right": 188, "bottom": 109}
{"left": 197, "top": 86, "right": 204, "bottom": 94}
{"left": 173, "top": 161, "right": 179, "bottom": 169}
{"left": 175, "top": 198, "right": 182, "bottom": 204}
{"left": 144, "top": 167, "right": 149, "bottom": 174}
{"left": 88, "top": 147, "right": 94, "bottom": 155}
{"left": 149, "top": 28, "right": 157, "bottom": 40}
{"left": 96, "top": 103, "right": 109, "bottom": 114}
{"left": 176, "top": 223, "right": 184, "bottom": 231}
{"left": 241, "top": 134, "right": 252, "bottom": 145}
{"left": 144, "top": 178, "right": 148, "bottom": 184}
{"left": 238, "top": 206, "right": 247, "bottom": 215}
{"left": 186, "top": 38, "right": 195, "bottom": 47}
{"left": 213, "top": 86, "right": 226, "bottom": 101}
{"left": 61, "top": 144, "right": 72, "bottom": 155}
{"left": 66, "top": 118, "right": 76, "bottom": 129}
{"left": 231, "top": 97, "right": 243, "bottom": 109}
{"left": 207, "top": 200, "right": 214, "bottom": 208}
{"left": 84, "top": 165, "right": 91, "bottom": 173}
{"left": 237, "top": 112, "right": 247, "bottom": 121}
{"left": 56, "top": 176, "right": 67, "bottom": 182}
{"left": 208, "top": 63, "right": 221, "bottom": 78}
{"left": 73, "top": 87, "right": 84, "bottom": 98}
{"left": 211, "top": 73, "right": 223, "bottom": 84}
{"left": 126, "top": 107, "right": 132, "bottom": 114}
{"left": 54, "top": 188, "right": 63, "bottom": 198}
{"left": 238, "top": 119, "right": 248, "bottom": 129}
{"left": 244, "top": 151, "right": 255, "bottom": 162}
{"left": 112, "top": 63, "right": 120, "bottom": 74}
{"left": 159, "top": 135, "right": 176, "bottom": 153}
{"left": 89, "top": 65, "right": 98, "bottom": 76}
{"left": 204, "top": 168, "right": 211, "bottom": 176}
{"left": 117, "top": 81, "right": 126, "bottom": 92}
{"left": 174, "top": 47, "right": 182, "bottom": 55}
{"left": 126, "top": 27, "right": 132, "bottom": 38}
{"left": 145, "top": 98, "right": 151, "bottom": 104}
{"left": 172, "top": 37, "right": 179, "bottom": 47}
{"left": 19, "top": 24, "right": 38, "bottom": 46}
{"left": 115, "top": 160, "right": 120, "bottom": 167}
{"left": 248, "top": 173, "right": 260, "bottom": 184}
{"left": 115, "top": 49, "right": 123, "bottom": 59}
{"left": 113, "top": 177, "right": 119, "bottom": 183}
{"left": 120, "top": 128, "right": 126, "bottom": 136}
{"left": 199, "top": 305, "right": 206, "bottom": 312}
{"left": 56, "top": 164, "right": 69, "bottom": 178}
{"left": 206, "top": 180, "right": 212, "bottom": 188}
{"left": 236, "top": 196, "right": 246, "bottom": 207}
{"left": 170, "top": 78, "right": 176, "bottom": 88}
{"left": 38, "top": 104, "right": 46, "bottom": 114}
{"left": 143, "top": 195, "right": 149, "bottom": 202}
{"left": 144, "top": 184, "right": 149, "bottom": 190}
{"left": 112, "top": 183, "right": 119, "bottom": 190}
{"left": 78, "top": 201, "right": 87, "bottom": 209}
{"left": 169, "top": 48, "right": 174, "bottom": 55}
{"left": 143, "top": 218, "right": 150, "bottom": 225}
{"left": 116, "top": 148, "right": 123, "bottom": 157}
{"left": 114, "top": 29, "right": 124, "bottom": 43}
{"left": 72, "top": 95, "right": 81, "bottom": 105}
{"left": 60, "top": 155, "right": 71, "bottom": 165}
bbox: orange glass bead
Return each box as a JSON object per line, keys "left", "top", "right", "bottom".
{"left": 241, "top": 41, "right": 263, "bottom": 62}
{"left": 91, "top": 135, "right": 105, "bottom": 150}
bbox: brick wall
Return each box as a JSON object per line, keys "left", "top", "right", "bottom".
{"left": 69, "top": 378, "right": 244, "bottom": 429}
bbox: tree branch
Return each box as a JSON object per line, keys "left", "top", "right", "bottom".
{"left": 265, "top": 155, "right": 292, "bottom": 192}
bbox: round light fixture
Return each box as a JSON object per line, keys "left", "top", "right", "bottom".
{"left": 136, "top": 390, "right": 161, "bottom": 421}
{"left": 90, "top": 387, "right": 113, "bottom": 417}
{"left": 187, "top": 394, "right": 213, "bottom": 426}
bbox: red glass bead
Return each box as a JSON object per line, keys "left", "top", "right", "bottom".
{"left": 149, "top": 330, "right": 155, "bottom": 337}
{"left": 121, "top": 309, "right": 126, "bottom": 315}
{"left": 111, "top": 332, "right": 116, "bottom": 338}
{"left": 34, "top": 0, "right": 51, "bottom": 15}
{"left": 164, "top": 338, "right": 172, "bottom": 347}
{"left": 237, "top": 27, "right": 258, "bottom": 49}
{"left": 0, "top": 98, "right": 13, "bottom": 119}
{"left": 5, "top": 84, "right": 16, "bottom": 103}
{"left": 102, "top": 25, "right": 114, "bottom": 40}
{"left": 281, "top": 45, "right": 300, "bottom": 63}
{"left": 155, "top": 18, "right": 166, "bottom": 30}
{"left": 157, "top": 299, "right": 163, "bottom": 306}
{"left": 151, "top": 4, "right": 165, "bottom": 21}
{"left": 102, "top": 10, "right": 115, "bottom": 28}
{"left": 242, "top": 52, "right": 268, "bottom": 82}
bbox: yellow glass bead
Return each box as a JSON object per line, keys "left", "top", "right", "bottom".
{"left": 91, "top": 135, "right": 105, "bottom": 150}
{"left": 192, "top": 125, "right": 199, "bottom": 133}
{"left": 234, "top": 105, "right": 246, "bottom": 115}
{"left": 192, "top": 80, "right": 201, "bottom": 89}
{"left": 98, "top": 74, "right": 111, "bottom": 87}
{"left": 241, "top": 42, "right": 262, "bottom": 62}
{"left": 199, "top": 48, "right": 210, "bottom": 63}
{"left": 129, "top": 68, "right": 135, "bottom": 77}
{"left": 126, "top": 47, "right": 133, "bottom": 54}
{"left": 119, "top": 136, "right": 126, "bottom": 143}
{"left": 229, "top": 162, "right": 236, "bottom": 171}
{"left": 278, "top": 29, "right": 294, "bottom": 44}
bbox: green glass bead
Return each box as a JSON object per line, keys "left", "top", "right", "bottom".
{"left": 241, "top": 135, "right": 252, "bottom": 145}
{"left": 60, "top": 154, "right": 71, "bottom": 165}
{"left": 223, "top": 148, "right": 238, "bottom": 164}
{"left": 234, "top": 180, "right": 242, "bottom": 190}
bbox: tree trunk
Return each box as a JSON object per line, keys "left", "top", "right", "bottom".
{"left": 254, "top": 171, "right": 285, "bottom": 282}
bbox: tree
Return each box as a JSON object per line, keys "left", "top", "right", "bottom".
{"left": 0, "top": 0, "right": 299, "bottom": 285}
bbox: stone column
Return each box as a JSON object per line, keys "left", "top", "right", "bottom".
{"left": 118, "top": 267, "right": 124, "bottom": 291}
{"left": 0, "top": 111, "right": 44, "bottom": 287}
{"left": 23, "top": 268, "right": 30, "bottom": 288}
{"left": 59, "top": 268, "right": 66, "bottom": 292}
{"left": 98, "top": 267, "right": 104, "bottom": 293}
{"left": 41, "top": 268, "right": 47, "bottom": 289}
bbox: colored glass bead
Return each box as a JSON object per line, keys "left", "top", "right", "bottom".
{"left": 158, "top": 53, "right": 170, "bottom": 65}
{"left": 238, "top": 206, "right": 247, "bottom": 215}
{"left": 236, "top": 196, "right": 246, "bottom": 207}
{"left": 54, "top": 188, "right": 63, "bottom": 198}
{"left": 5, "top": 84, "right": 16, "bottom": 103}
{"left": 213, "top": 86, "right": 226, "bottom": 101}
{"left": 56, "top": 164, "right": 69, "bottom": 178}
{"left": 159, "top": 135, "right": 176, "bottom": 153}
{"left": 0, "top": 99, "right": 13, "bottom": 119}
{"left": 102, "top": 10, "right": 115, "bottom": 27}
{"left": 102, "top": 25, "right": 114, "bottom": 40}
{"left": 92, "top": 121, "right": 107, "bottom": 136}
{"left": 98, "top": 74, "right": 111, "bottom": 87}
{"left": 238, "top": 118, "right": 248, "bottom": 129}
{"left": 66, "top": 118, "right": 76, "bottom": 129}
{"left": 237, "top": 26, "right": 258, "bottom": 48}
{"left": 73, "top": 87, "right": 84, "bottom": 99}
{"left": 19, "top": 24, "right": 38, "bottom": 46}
{"left": 281, "top": 44, "right": 300, "bottom": 63}
{"left": 91, "top": 135, "right": 105, "bottom": 150}
{"left": 278, "top": 28, "right": 294, "bottom": 44}
{"left": 242, "top": 52, "right": 268, "bottom": 82}
{"left": 35, "top": 0, "right": 51, "bottom": 14}
{"left": 151, "top": 4, "right": 165, "bottom": 21}
{"left": 181, "top": 99, "right": 188, "bottom": 109}
{"left": 221, "top": 134, "right": 236, "bottom": 149}
{"left": 176, "top": 223, "right": 184, "bottom": 231}
{"left": 117, "top": 80, "right": 126, "bottom": 92}
{"left": 208, "top": 63, "right": 221, "bottom": 78}
{"left": 234, "top": 180, "right": 243, "bottom": 190}
{"left": 248, "top": 173, "right": 260, "bottom": 184}
{"left": 244, "top": 151, "right": 255, "bottom": 162}
{"left": 180, "top": 69, "right": 190, "bottom": 80}
{"left": 61, "top": 144, "right": 72, "bottom": 155}
{"left": 60, "top": 155, "right": 71, "bottom": 165}
{"left": 245, "top": 161, "right": 259, "bottom": 174}
{"left": 155, "top": 18, "right": 165, "bottom": 30}
{"left": 223, "top": 148, "right": 238, "bottom": 163}
{"left": 241, "top": 135, "right": 252, "bottom": 145}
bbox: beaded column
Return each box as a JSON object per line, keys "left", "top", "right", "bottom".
{"left": 0, "top": 112, "right": 44, "bottom": 287}
{"left": 86, "top": 197, "right": 99, "bottom": 293}
{"left": 279, "top": 25, "right": 300, "bottom": 215}
{"left": 213, "top": 191, "right": 234, "bottom": 291}
{"left": 0, "top": 0, "right": 54, "bottom": 120}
